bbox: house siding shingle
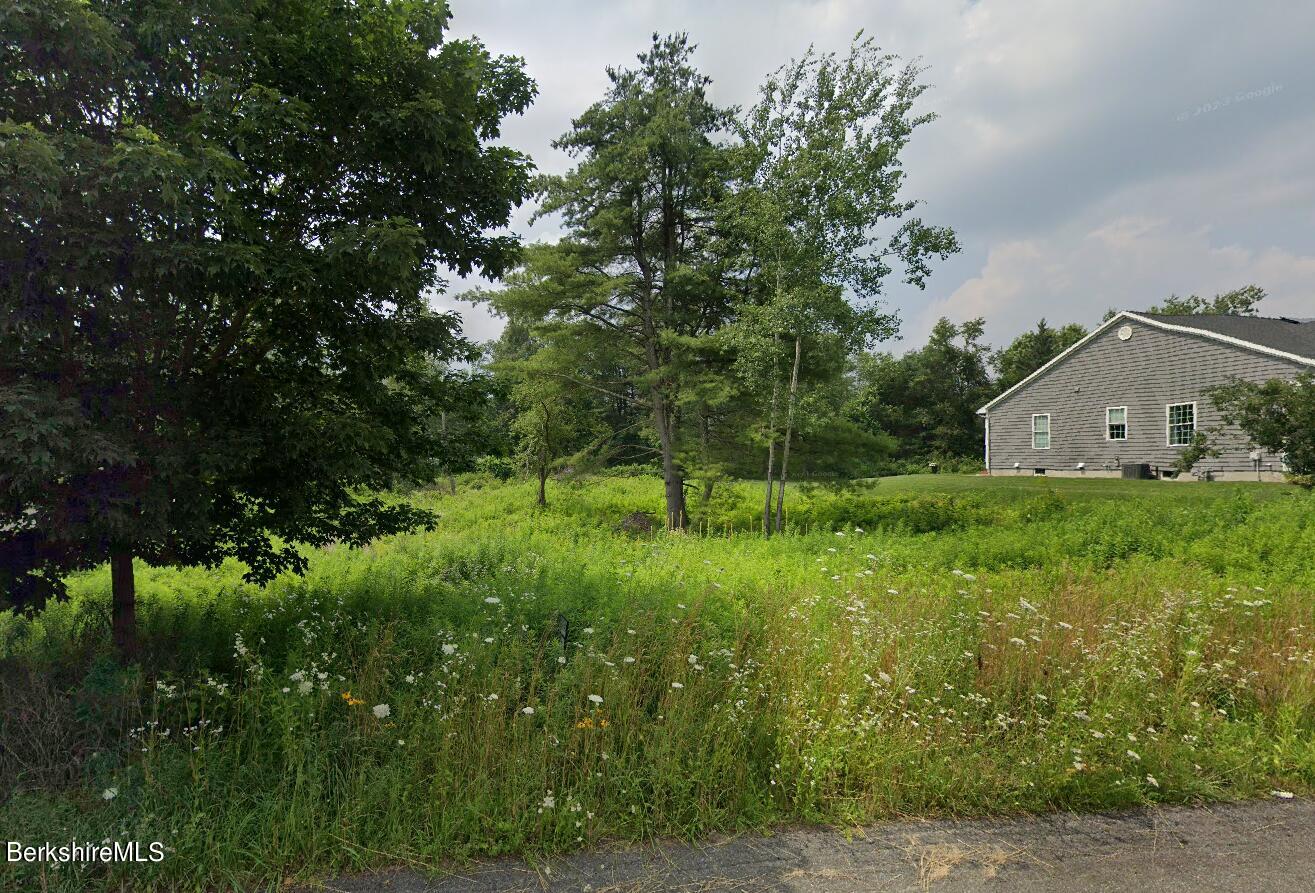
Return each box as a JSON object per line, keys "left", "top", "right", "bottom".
{"left": 984, "top": 319, "right": 1307, "bottom": 476}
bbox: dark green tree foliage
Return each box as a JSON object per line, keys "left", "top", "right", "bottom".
{"left": 851, "top": 318, "right": 992, "bottom": 463}
{"left": 1105, "top": 285, "right": 1268, "bottom": 321}
{"left": 993, "top": 319, "right": 1087, "bottom": 393}
{"left": 425, "top": 361, "right": 516, "bottom": 493}
{"left": 1148, "top": 285, "right": 1266, "bottom": 316}
{"left": 1210, "top": 373, "right": 1315, "bottom": 485}
{"left": 492, "top": 34, "right": 737, "bottom": 528}
{"left": 0, "top": 0, "right": 535, "bottom": 654}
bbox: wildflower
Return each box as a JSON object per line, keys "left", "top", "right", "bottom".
{"left": 1126, "top": 749, "right": 1140, "bottom": 761}
{"left": 404, "top": 674, "right": 416, "bottom": 684}
{"left": 442, "top": 643, "right": 458, "bottom": 655}
{"left": 878, "top": 671, "right": 892, "bottom": 684}
{"left": 587, "top": 694, "right": 603, "bottom": 705}
{"left": 1272, "top": 790, "right": 1295, "bottom": 799}
{"left": 281, "top": 687, "right": 291, "bottom": 693}
{"left": 542, "top": 794, "right": 555, "bottom": 809}
{"left": 1146, "top": 775, "right": 1159, "bottom": 788}
{"left": 1009, "top": 637, "right": 1026, "bottom": 646}
{"left": 671, "top": 681, "right": 684, "bottom": 689}
{"left": 582, "top": 627, "right": 595, "bottom": 634}
{"left": 623, "top": 656, "right": 636, "bottom": 664}
{"left": 297, "top": 680, "right": 314, "bottom": 696}
{"left": 484, "top": 597, "right": 501, "bottom": 605}
{"left": 342, "top": 691, "right": 365, "bottom": 707}
{"left": 372, "top": 704, "right": 391, "bottom": 719}
{"left": 483, "top": 637, "right": 494, "bottom": 644}
{"left": 102, "top": 787, "right": 118, "bottom": 801}
{"left": 521, "top": 707, "right": 535, "bottom": 716}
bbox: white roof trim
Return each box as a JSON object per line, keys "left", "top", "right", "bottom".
{"left": 977, "top": 311, "right": 1315, "bottom": 415}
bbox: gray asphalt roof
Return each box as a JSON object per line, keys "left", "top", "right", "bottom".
{"left": 1138, "top": 313, "right": 1315, "bottom": 360}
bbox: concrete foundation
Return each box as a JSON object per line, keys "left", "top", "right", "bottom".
{"left": 987, "top": 468, "right": 1290, "bottom": 483}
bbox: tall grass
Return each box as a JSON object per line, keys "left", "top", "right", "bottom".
{"left": 2, "top": 475, "right": 1313, "bottom": 891}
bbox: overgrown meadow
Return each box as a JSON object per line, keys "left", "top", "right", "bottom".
{"left": 3, "top": 474, "right": 1314, "bottom": 891}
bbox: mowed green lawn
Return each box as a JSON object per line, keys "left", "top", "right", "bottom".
{"left": 2, "top": 474, "right": 1313, "bottom": 892}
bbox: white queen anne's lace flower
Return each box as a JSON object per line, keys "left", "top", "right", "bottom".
{"left": 372, "top": 703, "right": 391, "bottom": 719}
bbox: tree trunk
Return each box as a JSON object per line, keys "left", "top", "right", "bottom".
{"left": 701, "top": 477, "right": 715, "bottom": 504}
{"left": 762, "top": 334, "right": 782, "bottom": 536}
{"left": 537, "top": 446, "right": 548, "bottom": 507}
{"left": 110, "top": 549, "right": 138, "bottom": 662}
{"left": 439, "top": 411, "right": 457, "bottom": 494}
{"left": 651, "top": 389, "right": 686, "bottom": 529}
{"left": 774, "top": 335, "right": 802, "bottom": 534}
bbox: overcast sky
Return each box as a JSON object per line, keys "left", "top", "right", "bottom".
{"left": 436, "top": 0, "right": 1314, "bottom": 353}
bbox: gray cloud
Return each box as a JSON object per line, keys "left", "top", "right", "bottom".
{"left": 434, "top": 0, "right": 1315, "bottom": 350}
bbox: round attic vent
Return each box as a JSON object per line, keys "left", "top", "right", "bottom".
{"left": 1117, "top": 324, "right": 1133, "bottom": 341}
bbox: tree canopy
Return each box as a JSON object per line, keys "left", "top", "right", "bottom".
{"left": 993, "top": 319, "right": 1088, "bottom": 393}
{"left": 0, "top": 0, "right": 535, "bottom": 654}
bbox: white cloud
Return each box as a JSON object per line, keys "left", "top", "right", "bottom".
{"left": 907, "top": 214, "right": 1315, "bottom": 348}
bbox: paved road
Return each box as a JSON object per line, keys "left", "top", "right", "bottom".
{"left": 300, "top": 799, "right": 1314, "bottom": 892}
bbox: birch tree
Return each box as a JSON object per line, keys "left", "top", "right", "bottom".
{"left": 729, "top": 34, "right": 958, "bottom": 532}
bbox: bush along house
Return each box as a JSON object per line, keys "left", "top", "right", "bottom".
{"left": 978, "top": 311, "right": 1315, "bottom": 481}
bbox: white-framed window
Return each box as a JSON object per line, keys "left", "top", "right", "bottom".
{"left": 1167, "top": 402, "right": 1196, "bottom": 446}
{"left": 1031, "top": 413, "right": 1051, "bottom": 450}
{"left": 1106, "top": 406, "right": 1127, "bottom": 441}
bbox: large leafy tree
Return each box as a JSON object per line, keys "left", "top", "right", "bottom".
{"left": 993, "top": 318, "right": 1087, "bottom": 393}
{"left": 728, "top": 35, "right": 958, "bottom": 532}
{"left": 489, "top": 34, "right": 736, "bottom": 529}
{"left": 0, "top": 0, "right": 535, "bottom": 657}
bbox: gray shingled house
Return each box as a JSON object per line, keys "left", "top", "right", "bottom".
{"left": 977, "top": 311, "right": 1315, "bottom": 481}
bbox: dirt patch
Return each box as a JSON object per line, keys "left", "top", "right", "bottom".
{"left": 617, "top": 511, "right": 657, "bottom": 535}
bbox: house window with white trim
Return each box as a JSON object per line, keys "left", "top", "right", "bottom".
{"left": 1106, "top": 407, "right": 1127, "bottom": 441}
{"left": 1031, "top": 413, "right": 1050, "bottom": 450}
{"left": 1167, "top": 402, "right": 1195, "bottom": 446}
